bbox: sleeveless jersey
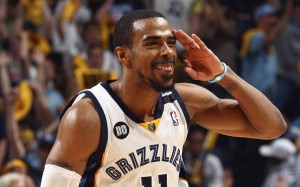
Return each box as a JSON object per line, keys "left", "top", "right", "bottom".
{"left": 62, "top": 80, "right": 190, "bottom": 187}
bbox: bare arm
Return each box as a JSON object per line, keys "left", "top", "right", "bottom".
{"left": 29, "top": 50, "right": 54, "bottom": 125}
{"left": 46, "top": 98, "right": 101, "bottom": 175}
{"left": 0, "top": 52, "right": 9, "bottom": 167}
{"left": 0, "top": 139, "right": 7, "bottom": 168}
{"left": 18, "top": 31, "right": 30, "bottom": 79}
{"left": 176, "top": 68, "right": 286, "bottom": 139}
{"left": 41, "top": 0, "right": 53, "bottom": 38}
{"left": 95, "top": 0, "right": 115, "bottom": 22}
{"left": 4, "top": 93, "right": 26, "bottom": 158}
{"left": 9, "top": 4, "right": 24, "bottom": 56}
{"left": 0, "top": 52, "right": 10, "bottom": 96}
{"left": 173, "top": 30, "right": 286, "bottom": 140}
{"left": 0, "top": 0, "right": 8, "bottom": 39}
{"left": 28, "top": 81, "right": 55, "bottom": 127}
{"left": 0, "top": 52, "right": 26, "bottom": 158}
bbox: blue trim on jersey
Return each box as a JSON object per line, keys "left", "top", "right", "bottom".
{"left": 101, "top": 80, "right": 165, "bottom": 123}
{"left": 78, "top": 91, "right": 108, "bottom": 187}
{"left": 155, "top": 94, "right": 164, "bottom": 119}
{"left": 179, "top": 157, "right": 188, "bottom": 180}
{"left": 59, "top": 94, "right": 79, "bottom": 120}
{"left": 171, "top": 88, "right": 191, "bottom": 130}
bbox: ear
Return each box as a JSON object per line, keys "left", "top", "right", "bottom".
{"left": 114, "top": 46, "right": 132, "bottom": 68}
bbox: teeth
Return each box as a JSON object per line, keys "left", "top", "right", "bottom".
{"left": 156, "top": 65, "right": 173, "bottom": 70}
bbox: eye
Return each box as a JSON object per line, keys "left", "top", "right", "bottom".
{"left": 168, "top": 40, "right": 176, "bottom": 47}
{"left": 145, "top": 42, "right": 158, "bottom": 47}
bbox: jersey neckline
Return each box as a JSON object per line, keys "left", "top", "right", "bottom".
{"left": 100, "top": 80, "right": 164, "bottom": 123}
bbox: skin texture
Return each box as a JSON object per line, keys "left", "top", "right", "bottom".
{"left": 45, "top": 17, "right": 287, "bottom": 176}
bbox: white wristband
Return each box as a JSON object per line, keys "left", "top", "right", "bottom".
{"left": 208, "top": 62, "right": 228, "bottom": 83}
{"left": 41, "top": 164, "right": 82, "bottom": 187}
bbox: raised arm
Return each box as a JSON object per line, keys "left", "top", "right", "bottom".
{"left": 0, "top": 52, "right": 26, "bottom": 158}
{"left": 41, "top": 98, "right": 101, "bottom": 186}
{"left": 173, "top": 30, "right": 286, "bottom": 140}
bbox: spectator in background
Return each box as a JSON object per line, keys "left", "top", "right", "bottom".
{"left": 0, "top": 109, "right": 5, "bottom": 168}
{"left": 0, "top": 172, "right": 35, "bottom": 187}
{"left": 259, "top": 138, "right": 297, "bottom": 187}
{"left": 70, "top": 22, "right": 121, "bottom": 92}
{"left": 0, "top": 0, "right": 23, "bottom": 57}
{"left": 0, "top": 50, "right": 36, "bottom": 187}
{"left": 94, "top": 0, "right": 146, "bottom": 52}
{"left": 275, "top": 0, "right": 300, "bottom": 120}
{"left": 183, "top": 125, "right": 225, "bottom": 187}
{"left": 70, "top": 21, "right": 121, "bottom": 75}
{"left": 0, "top": 51, "right": 26, "bottom": 161}
{"left": 0, "top": 51, "right": 9, "bottom": 169}
{"left": 190, "top": 0, "right": 238, "bottom": 100}
{"left": 191, "top": 0, "right": 238, "bottom": 73}
{"left": 51, "top": 0, "right": 90, "bottom": 56}
{"left": 51, "top": 0, "right": 98, "bottom": 100}
{"left": 287, "top": 117, "right": 300, "bottom": 187}
{"left": 1, "top": 159, "right": 28, "bottom": 175}
{"left": 42, "top": 54, "right": 65, "bottom": 120}
{"left": 24, "top": 133, "right": 55, "bottom": 186}
{"left": 240, "top": 1, "right": 292, "bottom": 102}
{"left": 19, "top": 0, "right": 53, "bottom": 38}
{"left": 0, "top": 17, "right": 59, "bottom": 186}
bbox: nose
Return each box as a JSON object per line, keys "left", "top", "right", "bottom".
{"left": 160, "top": 43, "right": 174, "bottom": 58}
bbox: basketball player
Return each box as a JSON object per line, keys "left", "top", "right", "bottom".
{"left": 40, "top": 10, "right": 287, "bottom": 187}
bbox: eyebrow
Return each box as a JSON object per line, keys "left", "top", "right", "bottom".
{"left": 142, "top": 35, "right": 176, "bottom": 42}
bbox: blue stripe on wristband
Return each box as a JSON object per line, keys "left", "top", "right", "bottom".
{"left": 208, "top": 62, "right": 228, "bottom": 83}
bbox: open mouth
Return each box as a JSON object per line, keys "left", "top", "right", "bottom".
{"left": 155, "top": 64, "right": 174, "bottom": 71}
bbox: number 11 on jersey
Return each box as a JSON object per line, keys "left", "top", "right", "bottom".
{"left": 141, "top": 174, "right": 167, "bottom": 187}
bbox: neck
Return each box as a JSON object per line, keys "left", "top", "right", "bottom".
{"left": 110, "top": 78, "right": 160, "bottom": 121}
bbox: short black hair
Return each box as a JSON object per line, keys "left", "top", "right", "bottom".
{"left": 113, "top": 9, "right": 166, "bottom": 49}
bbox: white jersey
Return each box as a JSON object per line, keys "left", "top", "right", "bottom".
{"left": 63, "top": 81, "right": 190, "bottom": 187}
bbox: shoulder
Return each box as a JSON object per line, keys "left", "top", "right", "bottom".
{"left": 58, "top": 97, "right": 101, "bottom": 153}
{"left": 60, "top": 98, "right": 100, "bottom": 128}
{"left": 47, "top": 98, "right": 101, "bottom": 174}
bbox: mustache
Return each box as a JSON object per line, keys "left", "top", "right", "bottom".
{"left": 152, "top": 58, "right": 175, "bottom": 65}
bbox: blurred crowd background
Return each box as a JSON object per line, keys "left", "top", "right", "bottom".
{"left": 0, "top": 0, "right": 300, "bottom": 186}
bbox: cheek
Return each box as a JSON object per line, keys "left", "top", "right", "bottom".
{"left": 134, "top": 54, "right": 154, "bottom": 70}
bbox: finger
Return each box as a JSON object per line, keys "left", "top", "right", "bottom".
{"left": 175, "top": 30, "right": 200, "bottom": 50}
{"left": 191, "top": 34, "right": 206, "bottom": 48}
{"left": 181, "top": 59, "right": 192, "bottom": 68}
{"left": 180, "top": 54, "right": 192, "bottom": 68}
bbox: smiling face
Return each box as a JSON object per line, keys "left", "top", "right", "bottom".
{"left": 128, "top": 17, "right": 177, "bottom": 92}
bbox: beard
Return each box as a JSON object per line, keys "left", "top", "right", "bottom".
{"left": 149, "top": 75, "right": 174, "bottom": 92}
{"left": 136, "top": 58, "right": 175, "bottom": 92}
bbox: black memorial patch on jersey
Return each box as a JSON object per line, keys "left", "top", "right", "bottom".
{"left": 113, "top": 122, "right": 130, "bottom": 139}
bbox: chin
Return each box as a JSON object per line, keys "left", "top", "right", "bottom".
{"left": 150, "top": 79, "right": 174, "bottom": 92}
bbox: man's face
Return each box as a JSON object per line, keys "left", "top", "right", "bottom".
{"left": 83, "top": 25, "right": 101, "bottom": 46}
{"left": 259, "top": 14, "right": 278, "bottom": 30}
{"left": 129, "top": 17, "right": 177, "bottom": 92}
{"left": 88, "top": 47, "right": 103, "bottom": 68}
